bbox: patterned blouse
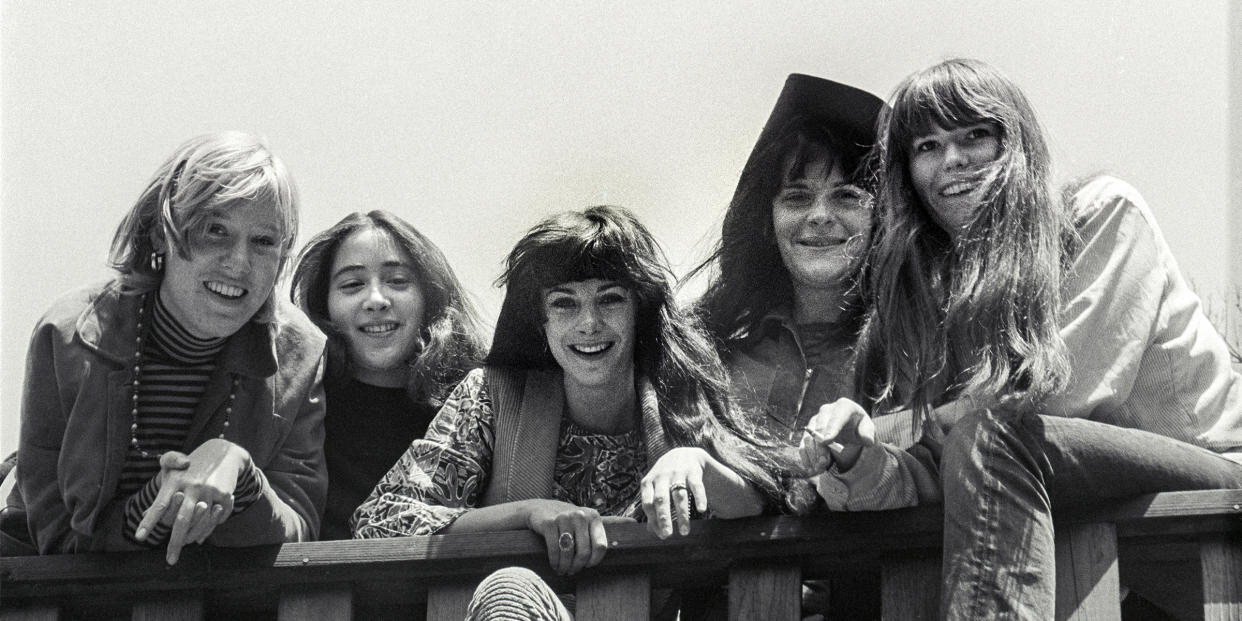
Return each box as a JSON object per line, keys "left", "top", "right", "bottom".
{"left": 352, "top": 369, "right": 648, "bottom": 538}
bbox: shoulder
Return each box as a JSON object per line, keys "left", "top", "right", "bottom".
{"left": 1066, "top": 175, "right": 1159, "bottom": 233}
{"left": 270, "top": 297, "right": 327, "bottom": 356}
{"left": 32, "top": 280, "right": 120, "bottom": 343}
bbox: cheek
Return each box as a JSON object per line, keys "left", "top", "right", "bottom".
{"left": 326, "top": 291, "right": 352, "bottom": 328}
{"left": 770, "top": 207, "right": 796, "bottom": 240}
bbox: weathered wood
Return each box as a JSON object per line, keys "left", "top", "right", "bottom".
{"left": 577, "top": 571, "right": 650, "bottom": 621}
{"left": 1201, "top": 536, "right": 1242, "bottom": 621}
{"left": 881, "top": 556, "right": 940, "bottom": 621}
{"left": 1055, "top": 522, "right": 1120, "bottom": 621}
{"left": 728, "top": 565, "right": 799, "bottom": 621}
{"left": 0, "top": 605, "right": 59, "bottom": 621}
{"left": 277, "top": 584, "right": 352, "bottom": 621}
{"left": 426, "top": 583, "right": 475, "bottom": 621}
{"left": 131, "top": 591, "right": 204, "bottom": 621}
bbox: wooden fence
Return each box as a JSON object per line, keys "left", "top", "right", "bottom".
{"left": 2, "top": 489, "right": 1240, "bottom": 620}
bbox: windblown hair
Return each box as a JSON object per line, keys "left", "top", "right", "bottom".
{"left": 488, "top": 205, "right": 792, "bottom": 506}
{"left": 691, "top": 118, "right": 879, "bottom": 352}
{"left": 108, "top": 131, "right": 300, "bottom": 321}
{"left": 856, "top": 58, "right": 1078, "bottom": 419}
{"left": 290, "top": 210, "right": 486, "bottom": 405}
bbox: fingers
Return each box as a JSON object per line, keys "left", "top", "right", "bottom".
{"left": 586, "top": 517, "right": 609, "bottom": 568}
{"left": 165, "top": 493, "right": 202, "bottom": 565}
{"left": 567, "top": 515, "right": 594, "bottom": 575}
{"left": 158, "top": 451, "right": 192, "bottom": 471}
{"left": 809, "top": 399, "right": 876, "bottom": 446}
{"left": 135, "top": 486, "right": 181, "bottom": 542}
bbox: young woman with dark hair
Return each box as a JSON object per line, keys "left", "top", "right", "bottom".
{"left": 290, "top": 210, "right": 486, "bottom": 539}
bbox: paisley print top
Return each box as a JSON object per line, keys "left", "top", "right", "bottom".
{"left": 351, "top": 369, "right": 646, "bottom": 538}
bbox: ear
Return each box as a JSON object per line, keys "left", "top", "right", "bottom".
{"left": 148, "top": 227, "right": 168, "bottom": 254}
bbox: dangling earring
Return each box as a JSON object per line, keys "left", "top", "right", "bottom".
{"left": 149, "top": 252, "right": 165, "bottom": 272}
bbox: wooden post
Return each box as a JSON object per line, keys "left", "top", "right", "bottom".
{"left": 577, "top": 572, "right": 650, "bottom": 621}
{"left": 1200, "top": 536, "right": 1242, "bottom": 621}
{"left": 277, "top": 584, "right": 352, "bottom": 621}
{"left": 426, "top": 583, "right": 476, "bottom": 621}
{"left": 728, "top": 565, "right": 799, "bottom": 621}
{"left": 131, "top": 592, "right": 204, "bottom": 621}
{"left": 881, "top": 556, "right": 940, "bottom": 621}
{"left": 1054, "top": 522, "right": 1120, "bottom": 621}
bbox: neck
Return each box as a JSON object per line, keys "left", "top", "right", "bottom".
{"left": 792, "top": 284, "right": 846, "bottom": 324}
{"left": 351, "top": 366, "right": 410, "bottom": 389}
{"left": 563, "top": 368, "right": 637, "bottom": 434}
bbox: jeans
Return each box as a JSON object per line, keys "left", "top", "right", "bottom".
{"left": 940, "top": 409, "right": 1242, "bottom": 621}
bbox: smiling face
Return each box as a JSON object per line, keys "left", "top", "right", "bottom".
{"left": 542, "top": 279, "right": 636, "bottom": 395}
{"left": 159, "top": 199, "right": 283, "bottom": 339}
{"left": 771, "top": 155, "right": 872, "bottom": 297}
{"left": 908, "top": 122, "right": 1002, "bottom": 239}
{"left": 327, "top": 226, "right": 426, "bottom": 387}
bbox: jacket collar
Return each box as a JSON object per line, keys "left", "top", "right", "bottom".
{"left": 74, "top": 280, "right": 278, "bottom": 378}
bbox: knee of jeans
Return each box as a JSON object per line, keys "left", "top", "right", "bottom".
{"left": 468, "top": 566, "right": 560, "bottom": 620}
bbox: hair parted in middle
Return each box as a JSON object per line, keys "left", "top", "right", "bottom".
{"left": 290, "top": 210, "right": 487, "bottom": 405}
{"left": 487, "top": 205, "right": 796, "bottom": 508}
{"left": 855, "top": 58, "right": 1079, "bottom": 419}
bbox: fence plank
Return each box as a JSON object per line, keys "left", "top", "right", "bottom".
{"left": 132, "top": 592, "right": 204, "bottom": 621}
{"left": 728, "top": 565, "right": 799, "bottom": 621}
{"left": 881, "top": 556, "right": 940, "bottom": 621}
{"left": 1201, "top": 537, "right": 1242, "bottom": 621}
{"left": 577, "top": 572, "right": 649, "bottom": 621}
{"left": 278, "top": 584, "right": 352, "bottom": 621}
{"left": 427, "top": 583, "right": 475, "bottom": 621}
{"left": 1055, "top": 522, "right": 1120, "bottom": 621}
{"left": 0, "top": 605, "right": 60, "bottom": 621}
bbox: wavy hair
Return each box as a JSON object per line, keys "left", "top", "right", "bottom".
{"left": 488, "top": 205, "right": 793, "bottom": 506}
{"left": 691, "top": 118, "right": 879, "bottom": 351}
{"left": 290, "top": 210, "right": 486, "bottom": 405}
{"left": 856, "top": 58, "right": 1078, "bottom": 418}
{"left": 108, "top": 132, "right": 299, "bottom": 314}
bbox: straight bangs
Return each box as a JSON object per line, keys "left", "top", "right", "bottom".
{"left": 888, "top": 62, "right": 1007, "bottom": 153}
{"left": 772, "top": 120, "right": 869, "bottom": 189}
{"left": 168, "top": 155, "right": 299, "bottom": 257}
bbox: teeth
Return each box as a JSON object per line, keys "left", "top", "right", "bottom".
{"left": 205, "top": 281, "right": 245, "bottom": 298}
{"left": 361, "top": 323, "right": 398, "bottom": 334}
{"left": 941, "top": 181, "right": 975, "bottom": 197}
{"left": 571, "top": 343, "right": 610, "bottom": 354}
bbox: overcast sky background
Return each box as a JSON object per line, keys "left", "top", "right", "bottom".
{"left": 3, "top": 2, "right": 1239, "bottom": 467}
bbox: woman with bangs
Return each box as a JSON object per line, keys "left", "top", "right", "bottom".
{"left": 354, "top": 205, "right": 788, "bottom": 620}
{"left": 6, "top": 132, "right": 327, "bottom": 564}
{"left": 290, "top": 210, "right": 486, "bottom": 540}
{"left": 798, "top": 58, "right": 1242, "bottom": 619}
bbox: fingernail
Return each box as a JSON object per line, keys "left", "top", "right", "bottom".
{"left": 135, "top": 527, "right": 147, "bottom": 540}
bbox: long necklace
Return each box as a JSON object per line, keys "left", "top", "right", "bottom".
{"left": 129, "top": 293, "right": 236, "bottom": 459}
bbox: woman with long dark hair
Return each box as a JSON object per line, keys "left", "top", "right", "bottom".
{"left": 354, "top": 205, "right": 788, "bottom": 619}
{"left": 801, "top": 58, "right": 1242, "bottom": 619}
{"left": 290, "top": 210, "right": 486, "bottom": 539}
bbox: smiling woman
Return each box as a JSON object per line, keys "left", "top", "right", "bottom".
{"left": 290, "top": 210, "right": 487, "bottom": 540}
{"left": 3, "top": 132, "right": 328, "bottom": 564}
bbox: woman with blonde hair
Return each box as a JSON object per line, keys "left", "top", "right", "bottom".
{"left": 8, "top": 132, "right": 327, "bottom": 565}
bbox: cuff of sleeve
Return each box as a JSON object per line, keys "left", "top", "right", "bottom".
{"left": 812, "top": 446, "right": 890, "bottom": 511}
{"left": 123, "top": 477, "right": 170, "bottom": 546}
{"left": 231, "top": 462, "right": 265, "bottom": 515}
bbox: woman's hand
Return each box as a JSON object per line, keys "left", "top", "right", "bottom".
{"left": 640, "top": 447, "right": 714, "bottom": 539}
{"left": 800, "top": 398, "right": 877, "bottom": 474}
{"left": 523, "top": 499, "right": 630, "bottom": 576}
{"left": 135, "top": 438, "right": 251, "bottom": 565}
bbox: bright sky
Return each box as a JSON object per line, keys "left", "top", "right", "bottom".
{"left": 2, "top": 2, "right": 1237, "bottom": 469}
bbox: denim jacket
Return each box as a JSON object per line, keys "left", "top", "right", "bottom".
{"left": 10, "top": 280, "right": 328, "bottom": 553}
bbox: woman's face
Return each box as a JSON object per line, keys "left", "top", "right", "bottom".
{"left": 542, "top": 279, "right": 636, "bottom": 394}
{"left": 159, "top": 199, "right": 282, "bottom": 339}
{"left": 908, "top": 122, "right": 1001, "bottom": 239}
{"left": 771, "top": 155, "right": 871, "bottom": 295}
{"left": 327, "top": 226, "right": 426, "bottom": 387}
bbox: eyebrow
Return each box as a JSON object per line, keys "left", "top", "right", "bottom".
{"left": 546, "top": 281, "right": 624, "bottom": 295}
{"left": 330, "top": 260, "right": 411, "bottom": 281}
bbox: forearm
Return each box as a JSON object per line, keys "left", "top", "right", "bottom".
{"left": 702, "top": 455, "right": 765, "bottom": 518}
{"left": 439, "top": 500, "right": 540, "bottom": 534}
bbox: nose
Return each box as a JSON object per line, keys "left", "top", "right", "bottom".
{"left": 362, "top": 282, "right": 391, "bottom": 311}
{"left": 943, "top": 141, "right": 969, "bottom": 170}
{"left": 220, "top": 239, "right": 252, "bottom": 274}
{"left": 575, "top": 302, "right": 600, "bottom": 333}
{"left": 806, "top": 191, "right": 836, "bottom": 225}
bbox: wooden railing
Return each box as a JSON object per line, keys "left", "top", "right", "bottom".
{"left": 2, "top": 489, "right": 1240, "bottom": 620}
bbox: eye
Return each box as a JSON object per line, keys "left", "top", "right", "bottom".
{"left": 206, "top": 222, "right": 229, "bottom": 237}
{"left": 387, "top": 273, "right": 413, "bottom": 287}
{"left": 598, "top": 291, "right": 628, "bottom": 306}
{"left": 913, "top": 139, "right": 938, "bottom": 154}
{"left": 966, "top": 126, "right": 994, "bottom": 141}
{"left": 252, "top": 235, "right": 278, "bottom": 248}
{"left": 832, "top": 185, "right": 865, "bottom": 201}
{"left": 335, "top": 279, "right": 364, "bottom": 293}
{"left": 775, "top": 188, "right": 813, "bottom": 207}
{"left": 547, "top": 296, "right": 577, "bottom": 310}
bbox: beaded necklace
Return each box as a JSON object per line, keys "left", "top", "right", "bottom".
{"left": 129, "top": 293, "right": 236, "bottom": 459}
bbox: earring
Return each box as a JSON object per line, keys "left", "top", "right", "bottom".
{"left": 149, "top": 252, "right": 165, "bottom": 272}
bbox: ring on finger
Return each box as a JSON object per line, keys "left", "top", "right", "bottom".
{"left": 558, "top": 531, "right": 575, "bottom": 551}
{"left": 670, "top": 483, "right": 689, "bottom": 494}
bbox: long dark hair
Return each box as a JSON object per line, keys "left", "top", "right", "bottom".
{"left": 856, "top": 58, "right": 1078, "bottom": 419}
{"left": 291, "top": 210, "right": 486, "bottom": 405}
{"left": 691, "top": 119, "right": 879, "bottom": 351}
{"left": 488, "top": 205, "right": 791, "bottom": 506}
